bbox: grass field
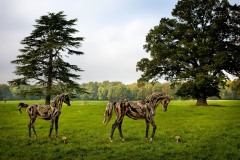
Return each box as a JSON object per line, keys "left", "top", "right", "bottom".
{"left": 0, "top": 100, "right": 240, "bottom": 160}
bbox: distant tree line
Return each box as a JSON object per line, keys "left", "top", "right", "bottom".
{"left": 1, "top": 79, "right": 239, "bottom": 101}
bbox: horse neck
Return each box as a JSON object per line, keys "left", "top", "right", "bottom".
{"left": 150, "top": 98, "right": 162, "bottom": 110}
{"left": 52, "top": 95, "right": 64, "bottom": 110}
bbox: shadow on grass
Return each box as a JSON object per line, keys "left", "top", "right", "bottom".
{"left": 208, "top": 104, "right": 226, "bottom": 107}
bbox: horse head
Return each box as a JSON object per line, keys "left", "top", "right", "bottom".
{"left": 161, "top": 96, "right": 171, "bottom": 112}
{"left": 62, "top": 93, "right": 71, "bottom": 106}
{"left": 148, "top": 92, "right": 171, "bottom": 112}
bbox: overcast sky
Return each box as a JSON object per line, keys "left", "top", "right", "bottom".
{"left": 0, "top": 0, "right": 239, "bottom": 85}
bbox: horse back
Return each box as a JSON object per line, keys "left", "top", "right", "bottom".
{"left": 27, "top": 104, "right": 52, "bottom": 120}
{"left": 27, "top": 104, "right": 38, "bottom": 116}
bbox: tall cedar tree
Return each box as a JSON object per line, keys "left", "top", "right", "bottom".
{"left": 9, "top": 11, "right": 86, "bottom": 104}
{"left": 136, "top": 0, "right": 240, "bottom": 106}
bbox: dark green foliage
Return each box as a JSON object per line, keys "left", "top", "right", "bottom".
{"left": 0, "top": 84, "right": 13, "bottom": 101}
{"left": 137, "top": 0, "right": 240, "bottom": 105}
{"left": 9, "top": 11, "right": 86, "bottom": 104}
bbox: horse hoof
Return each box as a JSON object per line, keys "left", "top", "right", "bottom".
{"left": 109, "top": 138, "right": 113, "bottom": 142}
{"left": 121, "top": 138, "right": 125, "bottom": 142}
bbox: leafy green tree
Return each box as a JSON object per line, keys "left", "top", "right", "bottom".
{"left": 151, "top": 82, "right": 163, "bottom": 93}
{"left": 137, "top": 0, "right": 240, "bottom": 105}
{"left": 97, "top": 86, "right": 107, "bottom": 100}
{"left": 107, "top": 82, "right": 121, "bottom": 100}
{"left": 81, "top": 82, "right": 99, "bottom": 100}
{"left": 127, "top": 83, "right": 139, "bottom": 100}
{"left": 230, "top": 79, "right": 240, "bottom": 99}
{"left": 78, "top": 83, "right": 89, "bottom": 100}
{"left": 9, "top": 11, "right": 86, "bottom": 104}
{"left": 114, "top": 83, "right": 131, "bottom": 100}
{"left": 0, "top": 84, "right": 13, "bottom": 101}
{"left": 97, "top": 81, "right": 110, "bottom": 100}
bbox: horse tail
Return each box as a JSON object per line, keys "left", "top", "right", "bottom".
{"left": 18, "top": 103, "right": 29, "bottom": 114}
{"left": 18, "top": 103, "right": 23, "bottom": 114}
{"left": 103, "top": 101, "right": 116, "bottom": 124}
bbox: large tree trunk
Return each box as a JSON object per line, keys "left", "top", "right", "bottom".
{"left": 45, "top": 94, "right": 51, "bottom": 105}
{"left": 45, "top": 51, "right": 53, "bottom": 105}
{"left": 196, "top": 96, "right": 208, "bottom": 106}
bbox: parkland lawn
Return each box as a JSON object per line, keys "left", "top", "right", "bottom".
{"left": 0, "top": 100, "right": 240, "bottom": 160}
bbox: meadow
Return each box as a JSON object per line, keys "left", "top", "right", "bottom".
{"left": 0, "top": 100, "right": 240, "bottom": 160}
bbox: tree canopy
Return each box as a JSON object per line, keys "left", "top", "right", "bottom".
{"left": 136, "top": 0, "right": 240, "bottom": 106}
{"left": 9, "top": 11, "right": 86, "bottom": 104}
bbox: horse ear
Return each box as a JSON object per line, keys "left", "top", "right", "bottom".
{"left": 124, "top": 101, "right": 129, "bottom": 106}
{"left": 64, "top": 93, "right": 69, "bottom": 97}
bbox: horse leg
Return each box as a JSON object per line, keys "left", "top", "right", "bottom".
{"left": 28, "top": 120, "right": 32, "bottom": 139}
{"left": 49, "top": 118, "right": 55, "bottom": 140}
{"left": 149, "top": 119, "right": 157, "bottom": 142}
{"left": 28, "top": 117, "right": 37, "bottom": 139}
{"left": 109, "top": 118, "right": 118, "bottom": 142}
{"left": 145, "top": 119, "right": 150, "bottom": 141}
{"left": 55, "top": 117, "right": 59, "bottom": 140}
{"left": 117, "top": 116, "right": 125, "bottom": 141}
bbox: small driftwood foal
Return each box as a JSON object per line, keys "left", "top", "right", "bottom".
{"left": 103, "top": 92, "right": 171, "bottom": 142}
{"left": 25, "top": 93, "right": 71, "bottom": 140}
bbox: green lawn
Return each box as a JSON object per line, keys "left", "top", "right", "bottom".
{"left": 0, "top": 100, "right": 240, "bottom": 160}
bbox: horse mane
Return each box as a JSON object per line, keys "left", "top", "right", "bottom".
{"left": 51, "top": 93, "right": 66, "bottom": 109}
{"left": 147, "top": 92, "right": 167, "bottom": 109}
{"left": 147, "top": 92, "right": 166, "bottom": 101}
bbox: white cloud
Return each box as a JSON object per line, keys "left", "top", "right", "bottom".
{"left": 73, "top": 18, "right": 157, "bottom": 84}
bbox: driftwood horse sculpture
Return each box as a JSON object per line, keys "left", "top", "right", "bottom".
{"left": 103, "top": 92, "right": 171, "bottom": 142}
{"left": 23, "top": 93, "right": 71, "bottom": 140}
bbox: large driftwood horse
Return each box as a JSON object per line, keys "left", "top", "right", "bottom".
{"left": 103, "top": 92, "right": 171, "bottom": 142}
{"left": 19, "top": 93, "right": 71, "bottom": 140}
